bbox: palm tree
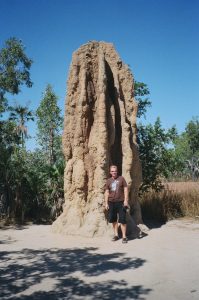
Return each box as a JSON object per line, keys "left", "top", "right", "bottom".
{"left": 9, "top": 104, "right": 34, "bottom": 147}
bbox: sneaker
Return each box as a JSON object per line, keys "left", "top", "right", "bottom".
{"left": 122, "top": 237, "right": 128, "bottom": 243}
{"left": 138, "top": 231, "right": 143, "bottom": 239}
{"left": 112, "top": 236, "right": 119, "bottom": 241}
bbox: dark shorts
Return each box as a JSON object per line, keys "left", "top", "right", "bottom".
{"left": 108, "top": 201, "right": 127, "bottom": 224}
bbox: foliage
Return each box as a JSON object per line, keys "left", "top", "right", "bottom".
{"left": 0, "top": 98, "right": 8, "bottom": 117}
{"left": 20, "top": 149, "right": 64, "bottom": 221}
{"left": 0, "top": 37, "right": 33, "bottom": 100}
{"left": 138, "top": 117, "right": 177, "bottom": 192}
{"left": 168, "top": 133, "right": 191, "bottom": 179}
{"left": 185, "top": 117, "right": 199, "bottom": 156}
{"left": 0, "top": 119, "right": 20, "bottom": 148}
{"left": 0, "top": 146, "right": 64, "bottom": 222}
{"left": 0, "top": 97, "right": 64, "bottom": 222}
{"left": 170, "top": 117, "right": 199, "bottom": 180}
{"left": 134, "top": 81, "right": 151, "bottom": 118}
{"left": 0, "top": 38, "right": 65, "bottom": 224}
{"left": 0, "top": 37, "right": 33, "bottom": 148}
{"left": 0, "top": 146, "right": 27, "bottom": 221}
{"left": 134, "top": 80, "right": 178, "bottom": 192}
{"left": 9, "top": 104, "right": 34, "bottom": 147}
{"left": 36, "top": 84, "right": 63, "bottom": 164}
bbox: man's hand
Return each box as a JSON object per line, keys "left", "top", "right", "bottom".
{"left": 123, "top": 200, "right": 129, "bottom": 208}
{"left": 124, "top": 186, "right": 129, "bottom": 208}
{"left": 105, "top": 203, "right": 109, "bottom": 210}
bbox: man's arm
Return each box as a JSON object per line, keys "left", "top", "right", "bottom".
{"left": 124, "top": 186, "right": 129, "bottom": 207}
{"left": 104, "top": 189, "right": 109, "bottom": 210}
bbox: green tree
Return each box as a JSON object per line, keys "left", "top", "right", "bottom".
{"left": 0, "top": 37, "right": 33, "bottom": 144}
{"left": 134, "top": 80, "right": 180, "bottom": 190}
{"left": 36, "top": 84, "right": 63, "bottom": 164}
{"left": 9, "top": 104, "right": 34, "bottom": 147}
{"left": 0, "top": 119, "right": 20, "bottom": 149}
{"left": 170, "top": 117, "right": 199, "bottom": 180}
{"left": 0, "top": 37, "right": 33, "bottom": 102}
{"left": 21, "top": 150, "right": 53, "bottom": 221}
{"left": 185, "top": 117, "right": 199, "bottom": 156}
{"left": 0, "top": 37, "right": 33, "bottom": 221}
{"left": 0, "top": 120, "right": 19, "bottom": 218}
{"left": 0, "top": 146, "right": 28, "bottom": 222}
{"left": 138, "top": 118, "right": 177, "bottom": 192}
{"left": 171, "top": 133, "right": 192, "bottom": 177}
{"left": 134, "top": 81, "right": 151, "bottom": 118}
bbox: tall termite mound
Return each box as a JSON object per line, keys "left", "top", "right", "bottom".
{"left": 52, "top": 41, "right": 143, "bottom": 237}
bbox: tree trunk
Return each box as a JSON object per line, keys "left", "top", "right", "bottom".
{"left": 49, "top": 127, "right": 55, "bottom": 165}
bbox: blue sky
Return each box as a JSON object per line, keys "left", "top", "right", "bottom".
{"left": 1, "top": 0, "right": 199, "bottom": 150}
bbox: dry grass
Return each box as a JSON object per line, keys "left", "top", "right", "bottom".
{"left": 165, "top": 181, "right": 199, "bottom": 193}
{"left": 140, "top": 182, "right": 199, "bottom": 222}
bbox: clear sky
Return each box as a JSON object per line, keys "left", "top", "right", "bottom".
{"left": 1, "top": 0, "right": 199, "bottom": 150}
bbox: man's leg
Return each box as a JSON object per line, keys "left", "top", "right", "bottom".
{"left": 120, "top": 223, "right": 127, "bottom": 239}
{"left": 112, "top": 222, "right": 119, "bottom": 237}
{"left": 108, "top": 202, "right": 118, "bottom": 240}
{"left": 118, "top": 202, "right": 128, "bottom": 242}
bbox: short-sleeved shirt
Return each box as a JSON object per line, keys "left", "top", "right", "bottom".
{"left": 105, "top": 176, "right": 127, "bottom": 202}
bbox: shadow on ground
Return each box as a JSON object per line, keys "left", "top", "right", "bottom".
{"left": 143, "top": 218, "right": 166, "bottom": 230}
{"left": 0, "top": 237, "right": 16, "bottom": 244}
{"left": 0, "top": 247, "right": 152, "bottom": 299}
{"left": 0, "top": 224, "right": 29, "bottom": 231}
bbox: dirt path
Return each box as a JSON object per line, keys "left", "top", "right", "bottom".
{"left": 0, "top": 219, "right": 199, "bottom": 300}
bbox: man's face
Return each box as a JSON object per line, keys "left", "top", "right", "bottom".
{"left": 110, "top": 167, "right": 118, "bottom": 178}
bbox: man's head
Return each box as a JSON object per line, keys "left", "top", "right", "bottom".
{"left": 110, "top": 165, "right": 118, "bottom": 179}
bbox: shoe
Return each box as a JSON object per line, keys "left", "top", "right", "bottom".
{"left": 138, "top": 232, "right": 143, "bottom": 239}
{"left": 112, "top": 236, "right": 119, "bottom": 241}
{"left": 122, "top": 237, "right": 128, "bottom": 243}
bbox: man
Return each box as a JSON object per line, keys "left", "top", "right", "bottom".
{"left": 104, "top": 165, "right": 129, "bottom": 243}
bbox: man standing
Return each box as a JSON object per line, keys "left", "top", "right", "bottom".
{"left": 105, "top": 165, "right": 129, "bottom": 243}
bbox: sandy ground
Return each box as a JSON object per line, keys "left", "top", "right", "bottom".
{"left": 0, "top": 219, "right": 199, "bottom": 300}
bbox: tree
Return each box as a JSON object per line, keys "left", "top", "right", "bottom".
{"left": 171, "top": 117, "right": 199, "bottom": 180}
{"left": 9, "top": 104, "right": 34, "bottom": 147}
{"left": 0, "top": 37, "right": 33, "bottom": 102}
{"left": 133, "top": 81, "right": 180, "bottom": 190}
{"left": 0, "top": 37, "right": 33, "bottom": 144}
{"left": 0, "top": 37, "right": 33, "bottom": 221}
{"left": 36, "top": 84, "right": 63, "bottom": 165}
{"left": 0, "top": 120, "right": 19, "bottom": 218}
{"left": 0, "top": 119, "right": 20, "bottom": 148}
{"left": 36, "top": 85, "right": 65, "bottom": 219}
{"left": 185, "top": 117, "right": 199, "bottom": 156}
{"left": 134, "top": 81, "right": 151, "bottom": 118}
{"left": 138, "top": 118, "right": 177, "bottom": 192}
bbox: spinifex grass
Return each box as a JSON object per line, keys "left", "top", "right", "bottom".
{"left": 140, "top": 182, "right": 199, "bottom": 222}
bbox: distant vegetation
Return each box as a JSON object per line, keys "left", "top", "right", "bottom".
{"left": 0, "top": 37, "right": 198, "bottom": 224}
{"left": 0, "top": 38, "right": 64, "bottom": 224}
